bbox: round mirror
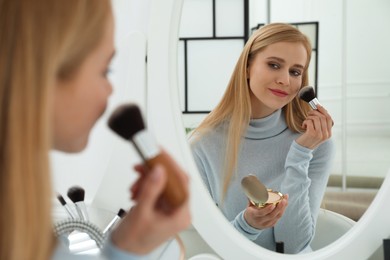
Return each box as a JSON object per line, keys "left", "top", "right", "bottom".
{"left": 146, "top": 0, "right": 390, "bottom": 259}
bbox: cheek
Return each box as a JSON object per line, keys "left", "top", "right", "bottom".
{"left": 52, "top": 96, "right": 89, "bottom": 150}
{"left": 249, "top": 81, "right": 269, "bottom": 99}
{"left": 288, "top": 81, "right": 302, "bottom": 101}
{"left": 248, "top": 73, "right": 264, "bottom": 90}
{"left": 93, "top": 81, "right": 111, "bottom": 115}
{"left": 52, "top": 81, "right": 108, "bottom": 152}
{"left": 292, "top": 78, "right": 303, "bottom": 92}
{"left": 81, "top": 83, "right": 109, "bottom": 129}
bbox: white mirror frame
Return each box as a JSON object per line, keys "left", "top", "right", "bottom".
{"left": 146, "top": 0, "right": 390, "bottom": 259}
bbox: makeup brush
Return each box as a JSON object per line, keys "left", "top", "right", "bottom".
{"left": 56, "top": 193, "right": 77, "bottom": 219}
{"left": 107, "top": 103, "right": 187, "bottom": 210}
{"left": 103, "top": 208, "right": 126, "bottom": 235}
{"left": 67, "top": 186, "right": 89, "bottom": 221}
{"left": 298, "top": 85, "right": 320, "bottom": 109}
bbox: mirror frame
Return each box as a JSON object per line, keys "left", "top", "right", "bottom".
{"left": 146, "top": 0, "right": 390, "bottom": 258}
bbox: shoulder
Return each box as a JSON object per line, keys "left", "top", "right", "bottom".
{"left": 189, "top": 127, "right": 228, "bottom": 171}
{"left": 189, "top": 126, "right": 225, "bottom": 151}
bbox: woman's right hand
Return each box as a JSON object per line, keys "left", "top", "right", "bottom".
{"left": 244, "top": 194, "right": 288, "bottom": 229}
{"left": 110, "top": 156, "right": 191, "bottom": 255}
{"left": 295, "top": 104, "right": 333, "bottom": 150}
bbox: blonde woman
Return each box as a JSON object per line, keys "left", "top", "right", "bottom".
{"left": 0, "top": 0, "right": 190, "bottom": 259}
{"left": 191, "top": 23, "right": 334, "bottom": 254}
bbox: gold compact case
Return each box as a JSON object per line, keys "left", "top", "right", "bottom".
{"left": 241, "top": 174, "right": 283, "bottom": 208}
{"left": 262, "top": 189, "right": 283, "bottom": 207}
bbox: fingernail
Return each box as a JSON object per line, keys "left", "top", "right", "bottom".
{"left": 152, "top": 165, "right": 163, "bottom": 182}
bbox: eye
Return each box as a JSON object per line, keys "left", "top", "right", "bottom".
{"left": 268, "top": 63, "right": 280, "bottom": 69}
{"left": 103, "top": 67, "right": 112, "bottom": 78}
{"left": 290, "top": 69, "right": 302, "bottom": 77}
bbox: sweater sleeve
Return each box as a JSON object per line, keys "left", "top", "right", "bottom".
{"left": 275, "top": 139, "right": 335, "bottom": 253}
{"left": 231, "top": 210, "right": 264, "bottom": 241}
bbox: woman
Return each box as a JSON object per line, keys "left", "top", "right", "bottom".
{"left": 190, "top": 23, "right": 334, "bottom": 253}
{"left": 0, "top": 0, "right": 190, "bottom": 259}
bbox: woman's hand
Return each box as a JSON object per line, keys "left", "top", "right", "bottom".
{"left": 296, "top": 105, "right": 334, "bottom": 149}
{"left": 111, "top": 151, "right": 191, "bottom": 255}
{"left": 244, "top": 195, "right": 288, "bottom": 229}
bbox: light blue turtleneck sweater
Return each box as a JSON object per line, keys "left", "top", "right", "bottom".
{"left": 190, "top": 109, "right": 335, "bottom": 254}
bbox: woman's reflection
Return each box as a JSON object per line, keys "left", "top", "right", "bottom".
{"left": 190, "top": 23, "right": 334, "bottom": 254}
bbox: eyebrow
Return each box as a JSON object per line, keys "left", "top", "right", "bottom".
{"left": 266, "top": 56, "right": 305, "bottom": 70}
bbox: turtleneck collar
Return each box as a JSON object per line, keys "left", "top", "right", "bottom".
{"left": 244, "top": 109, "right": 288, "bottom": 140}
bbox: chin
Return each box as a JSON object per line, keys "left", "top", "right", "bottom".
{"left": 71, "top": 144, "right": 88, "bottom": 153}
{"left": 54, "top": 138, "right": 89, "bottom": 153}
{"left": 265, "top": 102, "right": 286, "bottom": 111}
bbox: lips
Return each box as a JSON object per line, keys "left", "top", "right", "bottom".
{"left": 269, "top": 88, "right": 288, "bottom": 97}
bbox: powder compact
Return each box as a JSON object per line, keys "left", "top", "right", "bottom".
{"left": 241, "top": 174, "right": 283, "bottom": 208}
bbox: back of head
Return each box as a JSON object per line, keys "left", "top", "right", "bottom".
{"left": 0, "top": 0, "right": 111, "bottom": 259}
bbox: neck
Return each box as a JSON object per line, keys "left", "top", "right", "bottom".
{"left": 250, "top": 94, "right": 276, "bottom": 119}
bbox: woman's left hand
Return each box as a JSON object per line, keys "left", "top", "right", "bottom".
{"left": 295, "top": 104, "right": 333, "bottom": 149}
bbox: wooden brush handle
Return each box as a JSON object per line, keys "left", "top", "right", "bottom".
{"left": 145, "top": 152, "right": 187, "bottom": 209}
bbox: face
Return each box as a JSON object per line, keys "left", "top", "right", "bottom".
{"left": 52, "top": 15, "right": 115, "bottom": 152}
{"left": 247, "top": 41, "right": 307, "bottom": 118}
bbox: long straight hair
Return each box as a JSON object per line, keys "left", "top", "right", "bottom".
{"left": 0, "top": 0, "right": 111, "bottom": 259}
{"left": 192, "top": 23, "right": 312, "bottom": 198}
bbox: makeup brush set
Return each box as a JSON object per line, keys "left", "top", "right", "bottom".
{"left": 55, "top": 186, "right": 126, "bottom": 250}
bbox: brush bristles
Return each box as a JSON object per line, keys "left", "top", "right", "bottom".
{"left": 67, "top": 186, "right": 85, "bottom": 203}
{"left": 298, "top": 86, "right": 316, "bottom": 103}
{"left": 57, "top": 194, "right": 67, "bottom": 206}
{"left": 118, "top": 208, "right": 126, "bottom": 218}
{"left": 108, "top": 104, "right": 145, "bottom": 140}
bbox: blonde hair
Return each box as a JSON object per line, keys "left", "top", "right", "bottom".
{"left": 0, "top": 0, "right": 111, "bottom": 259}
{"left": 192, "top": 23, "right": 312, "bottom": 198}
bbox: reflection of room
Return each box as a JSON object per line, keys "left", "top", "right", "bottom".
{"left": 178, "top": 0, "right": 390, "bottom": 222}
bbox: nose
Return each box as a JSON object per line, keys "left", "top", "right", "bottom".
{"left": 276, "top": 70, "right": 290, "bottom": 86}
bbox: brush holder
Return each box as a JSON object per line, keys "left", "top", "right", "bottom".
{"left": 53, "top": 205, "right": 186, "bottom": 259}
{"left": 54, "top": 219, "right": 105, "bottom": 249}
{"left": 53, "top": 206, "right": 118, "bottom": 254}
